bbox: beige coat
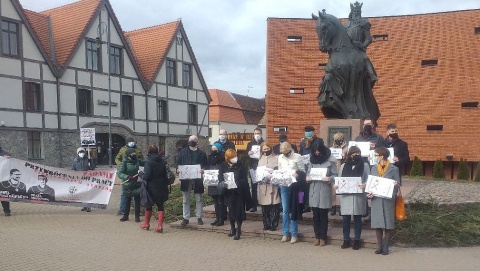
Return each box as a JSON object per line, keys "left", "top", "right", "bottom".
{"left": 257, "top": 154, "right": 280, "bottom": 205}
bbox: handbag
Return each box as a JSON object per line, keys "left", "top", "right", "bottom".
{"left": 217, "top": 181, "right": 228, "bottom": 196}
{"left": 395, "top": 188, "right": 407, "bottom": 221}
{"left": 165, "top": 164, "right": 176, "bottom": 185}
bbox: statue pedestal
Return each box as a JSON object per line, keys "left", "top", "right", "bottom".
{"left": 319, "top": 119, "right": 362, "bottom": 147}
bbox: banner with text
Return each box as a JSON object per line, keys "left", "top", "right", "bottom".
{"left": 0, "top": 157, "right": 116, "bottom": 209}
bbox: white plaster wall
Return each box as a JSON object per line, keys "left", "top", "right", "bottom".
{"left": 134, "top": 96, "right": 147, "bottom": 119}
{"left": 155, "top": 63, "right": 166, "bottom": 83}
{"left": 22, "top": 25, "right": 44, "bottom": 61}
{"left": 42, "top": 64, "right": 56, "bottom": 82}
{"left": 0, "top": 77, "right": 22, "bottom": 109}
{"left": 113, "top": 119, "right": 133, "bottom": 131}
{"left": 198, "top": 126, "right": 208, "bottom": 137}
{"left": 133, "top": 80, "right": 143, "bottom": 95}
{"left": 61, "top": 115, "right": 77, "bottom": 130}
{"left": 85, "top": 14, "right": 100, "bottom": 39}
{"left": 69, "top": 41, "right": 86, "bottom": 69}
{"left": 192, "top": 68, "right": 203, "bottom": 90}
{"left": 188, "top": 89, "right": 197, "bottom": 102}
{"left": 148, "top": 122, "right": 157, "bottom": 134}
{"left": 24, "top": 61, "right": 40, "bottom": 80}
{"left": 0, "top": 57, "right": 21, "bottom": 76}
{"left": 0, "top": 111, "right": 23, "bottom": 127}
{"left": 166, "top": 43, "right": 176, "bottom": 59}
{"left": 44, "top": 114, "right": 58, "bottom": 129}
{"left": 157, "top": 84, "right": 167, "bottom": 98}
{"left": 26, "top": 113, "right": 42, "bottom": 128}
{"left": 124, "top": 50, "right": 137, "bottom": 78}
{"left": 197, "top": 104, "right": 208, "bottom": 126}
{"left": 169, "top": 124, "right": 188, "bottom": 135}
{"left": 93, "top": 90, "right": 109, "bottom": 117}
{"left": 147, "top": 97, "right": 157, "bottom": 120}
{"left": 61, "top": 69, "right": 76, "bottom": 85}
{"left": 182, "top": 44, "right": 193, "bottom": 62}
{"left": 93, "top": 73, "right": 109, "bottom": 90}
{"left": 1, "top": 0, "right": 21, "bottom": 20}
{"left": 135, "top": 120, "right": 146, "bottom": 133}
{"left": 77, "top": 70, "right": 90, "bottom": 87}
{"left": 110, "top": 92, "right": 121, "bottom": 117}
{"left": 110, "top": 76, "right": 120, "bottom": 91}
{"left": 158, "top": 123, "right": 168, "bottom": 134}
{"left": 79, "top": 116, "right": 101, "bottom": 128}
{"left": 122, "top": 78, "right": 132, "bottom": 92}
{"left": 43, "top": 83, "right": 57, "bottom": 112}
{"left": 197, "top": 91, "right": 208, "bottom": 104}
{"left": 168, "top": 101, "right": 187, "bottom": 123}
{"left": 59, "top": 85, "right": 76, "bottom": 114}
{"left": 209, "top": 124, "right": 220, "bottom": 144}
{"left": 169, "top": 87, "right": 187, "bottom": 101}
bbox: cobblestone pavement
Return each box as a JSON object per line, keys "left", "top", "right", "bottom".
{"left": 1, "top": 183, "right": 480, "bottom": 271}
{"left": 403, "top": 178, "right": 480, "bottom": 204}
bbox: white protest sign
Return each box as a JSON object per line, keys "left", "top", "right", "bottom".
{"left": 80, "top": 128, "right": 96, "bottom": 145}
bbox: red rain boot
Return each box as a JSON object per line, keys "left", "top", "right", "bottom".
{"left": 140, "top": 211, "right": 152, "bottom": 230}
{"left": 155, "top": 211, "right": 165, "bottom": 233}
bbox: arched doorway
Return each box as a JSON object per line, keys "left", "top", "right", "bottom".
{"left": 96, "top": 133, "right": 126, "bottom": 165}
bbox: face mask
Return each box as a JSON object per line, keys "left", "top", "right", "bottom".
{"left": 78, "top": 153, "right": 85, "bottom": 158}
{"left": 352, "top": 155, "right": 361, "bottom": 163}
{"left": 219, "top": 135, "right": 226, "bottom": 141}
{"left": 211, "top": 150, "right": 218, "bottom": 156}
{"left": 389, "top": 133, "right": 399, "bottom": 140}
{"left": 188, "top": 141, "right": 198, "bottom": 147}
{"left": 335, "top": 140, "right": 344, "bottom": 146}
{"left": 264, "top": 150, "right": 272, "bottom": 156}
{"left": 230, "top": 157, "right": 238, "bottom": 164}
{"left": 254, "top": 135, "right": 262, "bottom": 142}
{"left": 305, "top": 132, "right": 313, "bottom": 138}
{"left": 127, "top": 142, "right": 135, "bottom": 148}
{"left": 363, "top": 125, "right": 373, "bottom": 135}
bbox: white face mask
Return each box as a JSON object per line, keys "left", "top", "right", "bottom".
{"left": 219, "top": 135, "right": 226, "bottom": 141}
{"left": 127, "top": 142, "right": 135, "bottom": 147}
{"left": 78, "top": 153, "right": 85, "bottom": 158}
{"left": 230, "top": 157, "right": 238, "bottom": 164}
{"left": 254, "top": 134, "right": 262, "bottom": 142}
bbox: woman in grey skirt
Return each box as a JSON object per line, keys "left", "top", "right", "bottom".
{"left": 367, "top": 147, "right": 400, "bottom": 255}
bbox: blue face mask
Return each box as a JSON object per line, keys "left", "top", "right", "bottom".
{"left": 305, "top": 132, "right": 313, "bottom": 138}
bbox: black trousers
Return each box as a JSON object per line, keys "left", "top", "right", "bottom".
{"left": 251, "top": 182, "right": 258, "bottom": 207}
{"left": 1, "top": 201, "right": 10, "bottom": 212}
{"left": 261, "top": 204, "right": 280, "bottom": 230}
{"left": 212, "top": 195, "right": 226, "bottom": 219}
{"left": 312, "top": 207, "right": 329, "bottom": 240}
{"left": 124, "top": 196, "right": 140, "bottom": 218}
{"left": 146, "top": 201, "right": 164, "bottom": 212}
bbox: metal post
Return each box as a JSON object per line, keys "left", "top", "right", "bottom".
{"left": 107, "top": 17, "right": 112, "bottom": 168}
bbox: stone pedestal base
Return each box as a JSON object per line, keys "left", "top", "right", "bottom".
{"left": 319, "top": 119, "right": 362, "bottom": 147}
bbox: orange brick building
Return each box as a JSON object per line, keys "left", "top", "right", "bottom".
{"left": 266, "top": 9, "right": 480, "bottom": 179}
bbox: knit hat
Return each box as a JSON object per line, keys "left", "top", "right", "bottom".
{"left": 125, "top": 148, "right": 136, "bottom": 157}
{"left": 77, "top": 147, "right": 85, "bottom": 154}
{"left": 212, "top": 142, "right": 223, "bottom": 152}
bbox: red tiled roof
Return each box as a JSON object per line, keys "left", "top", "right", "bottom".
{"left": 23, "top": 9, "right": 54, "bottom": 62}
{"left": 40, "top": 0, "right": 101, "bottom": 67}
{"left": 209, "top": 89, "right": 265, "bottom": 124}
{"left": 266, "top": 9, "right": 480, "bottom": 162}
{"left": 125, "top": 21, "right": 180, "bottom": 83}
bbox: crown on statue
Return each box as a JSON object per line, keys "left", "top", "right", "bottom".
{"left": 350, "top": 1, "right": 363, "bottom": 11}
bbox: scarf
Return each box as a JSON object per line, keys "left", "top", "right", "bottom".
{"left": 310, "top": 146, "right": 331, "bottom": 165}
{"left": 342, "top": 157, "right": 364, "bottom": 177}
{"left": 208, "top": 153, "right": 223, "bottom": 166}
{"left": 376, "top": 161, "right": 390, "bottom": 177}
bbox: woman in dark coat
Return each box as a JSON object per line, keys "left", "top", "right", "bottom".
{"left": 140, "top": 145, "right": 169, "bottom": 233}
{"left": 207, "top": 142, "right": 226, "bottom": 226}
{"left": 368, "top": 147, "right": 400, "bottom": 255}
{"left": 218, "top": 149, "right": 251, "bottom": 240}
{"left": 117, "top": 148, "right": 142, "bottom": 222}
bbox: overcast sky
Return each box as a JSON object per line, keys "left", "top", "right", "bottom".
{"left": 19, "top": 0, "right": 479, "bottom": 98}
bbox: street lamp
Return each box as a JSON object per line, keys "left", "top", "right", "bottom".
{"left": 97, "top": 19, "right": 112, "bottom": 167}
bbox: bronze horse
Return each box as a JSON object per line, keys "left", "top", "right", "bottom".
{"left": 312, "top": 11, "right": 380, "bottom": 122}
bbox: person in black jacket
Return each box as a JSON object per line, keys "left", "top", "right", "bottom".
{"left": 140, "top": 145, "right": 169, "bottom": 233}
{"left": 176, "top": 135, "right": 209, "bottom": 226}
{"left": 273, "top": 134, "right": 298, "bottom": 155}
{"left": 72, "top": 147, "right": 96, "bottom": 212}
{"left": 246, "top": 127, "right": 264, "bottom": 212}
{"left": 207, "top": 142, "right": 226, "bottom": 226}
{"left": 384, "top": 124, "right": 410, "bottom": 184}
{"left": 219, "top": 149, "right": 252, "bottom": 240}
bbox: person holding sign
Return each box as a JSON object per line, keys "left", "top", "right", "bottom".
{"left": 330, "top": 132, "right": 348, "bottom": 215}
{"left": 368, "top": 147, "right": 400, "bottom": 255}
{"left": 257, "top": 142, "right": 280, "bottom": 231}
{"left": 176, "top": 135, "right": 209, "bottom": 226}
{"left": 117, "top": 148, "right": 143, "bottom": 223}
{"left": 335, "top": 146, "right": 370, "bottom": 250}
{"left": 306, "top": 141, "right": 336, "bottom": 246}
{"left": 218, "top": 149, "right": 251, "bottom": 240}
{"left": 207, "top": 143, "right": 226, "bottom": 226}
{"left": 0, "top": 143, "right": 13, "bottom": 216}
{"left": 246, "top": 127, "right": 264, "bottom": 212}
{"left": 72, "top": 147, "right": 96, "bottom": 212}
{"left": 278, "top": 142, "right": 306, "bottom": 244}
{"left": 384, "top": 124, "right": 409, "bottom": 183}
{"left": 139, "top": 145, "right": 170, "bottom": 233}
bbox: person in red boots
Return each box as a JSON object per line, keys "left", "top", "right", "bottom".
{"left": 139, "top": 145, "right": 169, "bottom": 233}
